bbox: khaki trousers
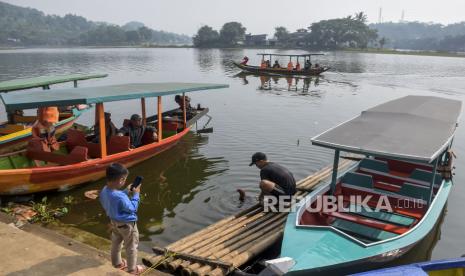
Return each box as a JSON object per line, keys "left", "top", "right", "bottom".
{"left": 111, "top": 220, "right": 139, "bottom": 272}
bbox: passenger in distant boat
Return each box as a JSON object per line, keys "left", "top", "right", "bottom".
{"left": 272, "top": 60, "right": 281, "bottom": 68}
{"left": 287, "top": 61, "right": 294, "bottom": 70}
{"left": 315, "top": 63, "right": 320, "bottom": 68}
{"left": 260, "top": 60, "right": 267, "bottom": 68}
{"left": 304, "top": 60, "right": 312, "bottom": 70}
{"left": 31, "top": 107, "right": 60, "bottom": 152}
{"left": 174, "top": 95, "right": 193, "bottom": 111}
{"left": 266, "top": 60, "right": 271, "bottom": 68}
{"left": 118, "top": 114, "right": 157, "bottom": 148}
{"left": 93, "top": 112, "right": 118, "bottom": 143}
{"left": 240, "top": 56, "right": 249, "bottom": 65}
{"left": 295, "top": 62, "right": 301, "bottom": 71}
{"left": 249, "top": 152, "right": 297, "bottom": 204}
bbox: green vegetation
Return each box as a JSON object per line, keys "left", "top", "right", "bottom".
{"left": 193, "top": 22, "right": 246, "bottom": 47}
{"left": 371, "top": 21, "right": 465, "bottom": 52}
{"left": 0, "top": 1, "right": 191, "bottom": 46}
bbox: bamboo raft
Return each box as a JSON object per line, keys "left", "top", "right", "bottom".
{"left": 143, "top": 159, "right": 353, "bottom": 276}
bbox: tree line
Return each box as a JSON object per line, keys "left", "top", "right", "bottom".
{"left": 193, "top": 13, "right": 379, "bottom": 50}
{"left": 0, "top": 1, "right": 191, "bottom": 46}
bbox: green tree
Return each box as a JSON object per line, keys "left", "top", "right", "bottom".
{"left": 219, "top": 22, "right": 246, "bottom": 46}
{"left": 137, "top": 26, "right": 152, "bottom": 42}
{"left": 193, "top": 25, "right": 220, "bottom": 47}
{"left": 379, "top": 37, "right": 387, "bottom": 49}
{"left": 125, "top": 30, "right": 141, "bottom": 44}
{"left": 274, "top": 26, "right": 290, "bottom": 43}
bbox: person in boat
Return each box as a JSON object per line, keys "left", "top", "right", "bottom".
{"left": 260, "top": 60, "right": 267, "bottom": 69}
{"left": 240, "top": 56, "right": 249, "bottom": 65}
{"left": 295, "top": 62, "right": 301, "bottom": 71}
{"left": 249, "top": 152, "right": 297, "bottom": 204}
{"left": 31, "top": 106, "right": 59, "bottom": 152}
{"left": 174, "top": 95, "right": 193, "bottom": 111}
{"left": 265, "top": 60, "right": 271, "bottom": 68}
{"left": 93, "top": 112, "right": 118, "bottom": 143}
{"left": 304, "top": 59, "right": 312, "bottom": 70}
{"left": 99, "top": 163, "right": 146, "bottom": 274}
{"left": 287, "top": 61, "right": 294, "bottom": 70}
{"left": 118, "top": 114, "right": 157, "bottom": 148}
{"left": 272, "top": 60, "right": 281, "bottom": 68}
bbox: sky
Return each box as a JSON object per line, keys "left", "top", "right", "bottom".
{"left": 3, "top": 0, "right": 465, "bottom": 36}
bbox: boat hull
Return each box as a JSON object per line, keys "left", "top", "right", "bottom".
{"left": 233, "top": 62, "right": 329, "bottom": 76}
{"left": 280, "top": 176, "right": 452, "bottom": 275}
{"left": 0, "top": 109, "right": 81, "bottom": 154}
{"left": 0, "top": 127, "right": 189, "bottom": 195}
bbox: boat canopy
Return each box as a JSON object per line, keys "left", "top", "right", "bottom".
{"left": 311, "top": 96, "right": 462, "bottom": 163}
{"left": 0, "top": 73, "right": 108, "bottom": 92}
{"left": 0, "top": 83, "right": 229, "bottom": 111}
{"left": 256, "top": 53, "right": 324, "bottom": 57}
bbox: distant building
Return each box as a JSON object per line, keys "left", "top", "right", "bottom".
{"left": 245, "top": 34, "right": 267, "bottom": 46}
{"left": 288, "top": 29, "right": 309, "bottom": 47}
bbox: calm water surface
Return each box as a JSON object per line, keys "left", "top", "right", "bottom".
{"left": 1, "top": 48, "right": 464, "bottom": 265}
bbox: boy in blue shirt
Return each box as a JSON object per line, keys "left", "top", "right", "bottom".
{"left": 100, "top": 163, "right": 144, "bottom": 274}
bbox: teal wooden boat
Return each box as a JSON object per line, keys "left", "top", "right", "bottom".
{"left": 273, "top": 96, "right": 462, "bottom": 275}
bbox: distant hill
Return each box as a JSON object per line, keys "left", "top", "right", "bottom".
{"left": 371, "top": 21, "right": 465, "bottom": 51}
{"left": 0, "top": 1, "right": 192, "bottom": 46}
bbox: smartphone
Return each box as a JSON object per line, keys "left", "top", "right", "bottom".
{"left": 130, "top": 176, "right": 143, "bottom": 191}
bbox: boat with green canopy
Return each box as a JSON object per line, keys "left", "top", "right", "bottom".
{"left": 233, "top": 53, "right": 329, "bottom": 76}
{"left": 0, "top": 82, "right": 228, "bottom": 195}
{"left": 0, "top": 74, "right": 107, "bottom": 154}
{"left": 267, "top": 96, "right": 462, "bottom": 275}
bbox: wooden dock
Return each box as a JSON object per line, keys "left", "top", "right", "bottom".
{"left": 143, "top": 159, "right": 353, "bottom": 276}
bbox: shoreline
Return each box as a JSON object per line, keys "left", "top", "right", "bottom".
{"left": 1, "top": 45, "right": 464, "bottom": 58}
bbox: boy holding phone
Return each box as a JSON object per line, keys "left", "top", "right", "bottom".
{"left": 99, "top": 163, "right": 145, "bottom": 274}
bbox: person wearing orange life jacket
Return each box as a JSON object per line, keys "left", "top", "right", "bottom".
{"left": 287, "top": 61, "right": 294, "bottom": 70}
{"left": 295, "top": 62, "right": 301, "bottom": 71}
{"left": 260, "top": 59, "right": 266, "bottom": 68}
{"left": 31, "top": 106, "right": 60, "bottom": 152}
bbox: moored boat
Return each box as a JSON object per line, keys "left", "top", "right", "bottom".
{"left": 233, "top": 53, "right": 329, "bottom": 76}
{"left": 352, "top": 257, "right": 465, "bottom": 275}
{"left": 0, "top": 82, "right": 228, "bottom": 195}
{"left": 0, "top": 74, "right": 107, "bottom": 154}
{"left": 269, "top": 96, "right": 462, "bottom": 275}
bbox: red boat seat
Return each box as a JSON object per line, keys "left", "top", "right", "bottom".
{"left": 108, "top": 135, "right": 130, "bottom": 155}
{"left": 324, "top": 211, "right": 409, "bottom": 235}
{"left": 26, "top": 138, "right": 88, "bottom": 165}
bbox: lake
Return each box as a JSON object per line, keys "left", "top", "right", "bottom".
{"left": 1, "top": 47, "right": 464, "bottom": 266}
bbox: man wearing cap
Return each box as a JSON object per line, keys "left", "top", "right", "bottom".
{"left": 119, "top": 114, "right": 157, "bottom": 148}
{"left": 249, "top": 152, "right": 296, "bottom": 201}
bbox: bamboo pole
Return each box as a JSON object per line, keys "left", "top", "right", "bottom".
{"left": 96, "top": 103, "right": 107, "bottom": 158}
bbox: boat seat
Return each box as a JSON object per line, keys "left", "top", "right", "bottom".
{"left": 108, "top": 135, "right": 130, "bottom": 155}
{"left": 331, "top": 219, "right": 397, "bottom": 242}
{"left": 359, "top": 166, "right": 433, "bottom": 188}
{"left": 359, "top": 158, "right": 389, "bottom": 173}
{"left": 26, "top": 139, "right": 88, "bottom": 165}
{"left": 65, "top": 128, "right": 101, "bottom": 158}
{"left": 347, "top": 204, "right": 416, "bottom": 227}
{"left": 341, "top": 172, "right": 374, "bottom": 189}
{"left": 397, "top": 183, "right": 431, "bottom": 201}
{"left": 12, "top": 114, "right": 37, "bottom": 124}
{"left": 0, "top": 124, "right": 27, "bottom": 135}
{"left": 325, "top": 211, "right": 410, "bottom": 235}
{"left": 410, "top": 169, "right": 442, "bottom": 185}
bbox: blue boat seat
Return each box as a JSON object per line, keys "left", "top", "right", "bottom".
{"left": 359, "top": 158, "right": 389, "bottom": 173}
{"left": 347, "top": 204, "right": 416, "bottom": 227}
{"left": 410, "top": 169, "right": 442, "bottom": 185}
{"left": 397, "top": 183, "right": 431, "bottom": 201}
{"left": 341, "top": 172, "right": 374, "bottom": 189}
{"left": 331, "top": 219, "right": 397, "bottom": 242}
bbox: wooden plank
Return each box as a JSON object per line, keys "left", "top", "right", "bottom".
{"left": 96, "top": 103, "right": 107, "bottom": 158}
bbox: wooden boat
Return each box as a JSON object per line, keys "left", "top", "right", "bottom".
{"left": 269, "top": 96, "right": 462, "bottom": 275}
{"left": 0, "top": 74, "right": 107, "bottom": 154}
{"left": 352, "top": 257, "right": 465, "bottom": 275}
{"left": 0, "top": 82, "right": 228, "bottom": 195}
{"left": 233, "top": 53, "right": 329, "bottom": 76}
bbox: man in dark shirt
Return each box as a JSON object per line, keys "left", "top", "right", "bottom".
{"left": 249, "top": 152, "right": 297, "bottom": 200}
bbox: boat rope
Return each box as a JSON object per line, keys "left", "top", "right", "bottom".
{"left": 140, "top": 251, "right": 177, "bottom": 276}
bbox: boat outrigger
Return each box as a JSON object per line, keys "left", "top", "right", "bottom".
{"left": 233, "top": 53, "right": 329, "bottom": 76}
{"left": 272, "top": 96, "right": 462, "bottom": 275}
{"left": 0, "top": 74, "right": 107, "bottom": 154}
{"left": 0, "top": 82, "right": 228, "bottom": 195}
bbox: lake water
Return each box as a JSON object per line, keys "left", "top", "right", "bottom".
{"left": 1, "top": 48, "right": 464, "bottom": 267}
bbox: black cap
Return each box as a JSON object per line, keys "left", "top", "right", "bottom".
{"left": 249, "top": 152, "right": 267, "bottom": 166}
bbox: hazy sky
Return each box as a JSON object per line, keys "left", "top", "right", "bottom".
{"left": 4, "top": 0, "right": 465, "bottom": 35}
